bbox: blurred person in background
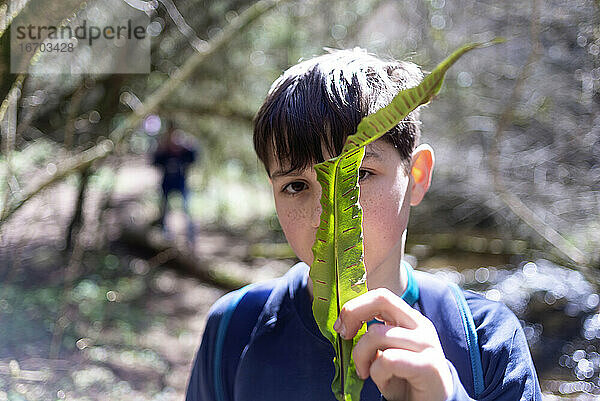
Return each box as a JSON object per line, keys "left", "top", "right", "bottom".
{"left": 152, "top": 120, "right": 198, "bottom": 248}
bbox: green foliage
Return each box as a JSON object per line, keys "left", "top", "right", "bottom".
{"left": 309, "top": 42, "right": 493, "bottom": 401}
{"left": 0, "top": 284, "right": 62, "bottom": 351}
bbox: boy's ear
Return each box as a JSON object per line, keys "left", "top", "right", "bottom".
{"left": 409, "top": 144, "right": 435, "bottom": 206}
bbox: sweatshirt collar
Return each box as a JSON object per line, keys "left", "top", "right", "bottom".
{"left": 400, "top": 260, "right": 420, "bottom": 306}
{"left": 278, "top": 261, "right": 421, "bottom": 344}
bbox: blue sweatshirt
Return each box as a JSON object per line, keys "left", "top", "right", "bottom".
{"left": 186, "top": 262, "right": 542, "bottom": 401}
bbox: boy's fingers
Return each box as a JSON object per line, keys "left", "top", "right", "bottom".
{"left": 370, "top": 348, "right": 453, "bottom": 401}
{"left": 352, "top": 324, "right": 426, "bottom": 379}
{"left": 335, "top": 288, "right": 421, "bottom": 339}
{"left": 369, "top": 348, "right": 421, "bottom": 384}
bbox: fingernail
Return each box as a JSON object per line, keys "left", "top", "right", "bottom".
{"left": 334, "top": 319, "right": 347, "bottom": 338}
{"left": 355, "top": 366, "right": 362, "bottom": 379}
{"left": 339, "top": 323, "right": 347, "bottom": 339}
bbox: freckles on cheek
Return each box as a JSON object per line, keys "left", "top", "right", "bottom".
{"left": 361, "top": 201, "right": 393, "bottom": 244}
{"left": 276, "top": 204, "right": 311, "bottom": 236}
{"left": 276, "top": 205, "right": 317, "bottom": 265}
{"left": 284, "top": 207, "right": 311, "bottom": 220}
{"left": 360, "top": 188, "right": 406, "bottom": 242}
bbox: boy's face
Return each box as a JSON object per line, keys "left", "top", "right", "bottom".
{"left": 268, "top": 140, "right": 434, "bottom": 285}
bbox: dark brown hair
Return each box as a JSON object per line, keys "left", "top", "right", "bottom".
{"left": 253, "top": 48, "right": 424, "bottom": 176}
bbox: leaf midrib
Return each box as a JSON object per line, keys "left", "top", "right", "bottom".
{"left": 333, "top": 156, "right": 344, "bottom": 397}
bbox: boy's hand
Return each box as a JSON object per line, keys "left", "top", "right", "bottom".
{"left": 333, "top": 288, "right": 453, "bottom": 401}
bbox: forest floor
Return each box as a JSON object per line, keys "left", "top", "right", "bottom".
{"left": 0, "top": 223, "right": 291, "bottom": 401}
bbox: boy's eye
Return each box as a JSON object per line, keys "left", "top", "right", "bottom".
{"left": 282, "top": 181, "right": 307, "bottom": 195}
{"left": 281, "top": 171, "right": 370, "bottom": 195}
{"left": 358, "top": 169, "right": 372, "bottom": 181}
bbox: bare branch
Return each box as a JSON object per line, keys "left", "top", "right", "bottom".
{"left": 118, "top": 225, "right": 249, "bottom": 290}
{"left": 0, "top": 139, "right": 113, "bottom": 223}
{"left": 0, "top": 76, "right": 24, "bottom": 227}
{"left": 0, "top": 0, "right": 285, "bottom": 225}
{"left": 63, "top": 85, "right": 86, "bottom": 150}
{"left": 49, "top": 222, "right": 86, "bottom": 359}
{"left": 488, "top": 0, "right": 593, "bottom": 271}
{"left": 0, "top": 0, "right": 29, "bottom": 39}
{"left": 109, "top": 0, "right": 283, "bottom": 147}
{"left": 159, "top": 0, "right": 207, "bottom": 53}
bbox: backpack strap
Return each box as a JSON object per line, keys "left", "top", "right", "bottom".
{"left": 415, "top": 271, "right": 484, "bottom": 399}
{"left": 213, "top": 284, "right": 273, "bottom": 401}
{"left": 448, "top": 282, "right": 485, "bottom": 398}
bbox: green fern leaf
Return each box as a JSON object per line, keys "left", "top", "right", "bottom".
{"left": 308, "top": 41, "right": 501, "bottom": 401}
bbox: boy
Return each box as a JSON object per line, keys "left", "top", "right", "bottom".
{"left": 186, "top": 48, "right": 542, "bottom": 401}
